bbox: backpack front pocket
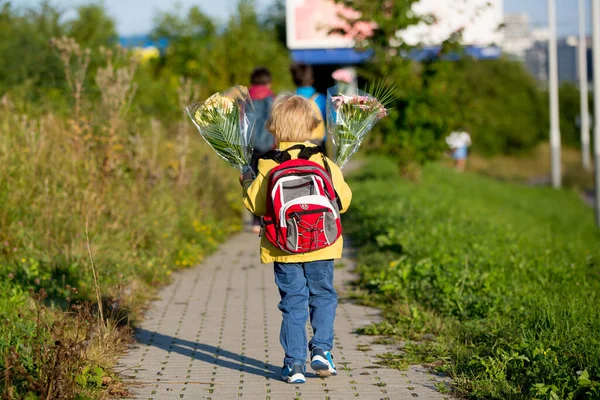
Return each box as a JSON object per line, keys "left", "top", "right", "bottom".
{"left": 284, "top": 206, "right": 340, "bottom": 253}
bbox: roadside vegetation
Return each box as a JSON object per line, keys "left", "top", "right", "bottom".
{"left": 0, "top": 1, "right": 292, "bottom": 397}
{"left": 346, "top": 158, "right": 600, "bottom": 399}
{"left": 2, "top": 0, "right": 599, "bottom": 398}
{"left": 467, "top": 143, "right": 594, "bottom": 192}
{"left": 0, "top": 40, "right": 240, "bottom": 397}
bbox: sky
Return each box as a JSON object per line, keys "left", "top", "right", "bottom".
{"left": 12, "top": 0, "right": 275, "bottom": 35}
{"left": 12, "top": 0, "right": 588, "bottom": 37}
{"left": 504, "top": 0, "right": 590, "bottom": 36}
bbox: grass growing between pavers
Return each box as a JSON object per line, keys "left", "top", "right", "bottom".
{"left": 345, "top": 157, "right": 600, "bottom": 399}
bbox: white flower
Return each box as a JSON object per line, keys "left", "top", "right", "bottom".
{"left": 193, "top": 93, "right": 235, "bottom": 126}
{"left": 203, "top": 93, "right": 234, "bottom": 113}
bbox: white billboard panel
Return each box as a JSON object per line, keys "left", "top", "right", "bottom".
{"left": 286, "top": 0, "right": 356, "bottom": 49}
{"left": 286, "top": 0, "right": 504, "bottom": 50}
{"left": 400, "top": 0, "right": 504, "bottom": 46}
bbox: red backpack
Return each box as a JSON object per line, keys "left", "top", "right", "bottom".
{"left": 260, "top": 145, "right": 342, "bottom": 254}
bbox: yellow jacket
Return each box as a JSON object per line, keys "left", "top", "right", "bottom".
{"left": 242, "top": 142, "right": 352, "bottom": 264}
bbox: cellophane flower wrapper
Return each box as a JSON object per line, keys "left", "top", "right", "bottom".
{"left": 326, "top": 84, "right": 389, "bottom": 169}
{"left": 186, "top": 85, "right": 255, "bottom": 173}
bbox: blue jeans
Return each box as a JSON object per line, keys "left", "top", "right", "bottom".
{"left": 274, "top": 260, "right": 337, "bottom": 366}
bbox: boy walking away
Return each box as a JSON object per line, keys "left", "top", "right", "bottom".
{"left": 248, "top": 67, "right": 276, "bottom": 233}
{"left": 240, "top": 94, "right": 352, "bottom": 383}
{"left": 290, "top": 63, "right": 327, "bottom": 151}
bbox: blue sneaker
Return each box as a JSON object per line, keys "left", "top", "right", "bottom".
{"left": 281, "top": 364, "right": 306, "bottom": 383}
{"left": 310, "top": 348, "right": 337, "bottom": 376}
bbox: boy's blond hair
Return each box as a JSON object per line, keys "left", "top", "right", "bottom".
{"left": 266, "top": 93, "right": 321, "bottom": 142}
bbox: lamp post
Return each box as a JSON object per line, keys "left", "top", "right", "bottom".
{"left": 548, "top": 0, "right": 562, "bottom": 188}
{"left": 579, "top": 0, "right": 591, "bottom": 170}
{"left": 592, "top": 0, "right": 600, "bottom": 226}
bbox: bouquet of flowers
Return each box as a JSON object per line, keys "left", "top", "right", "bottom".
{"left": 326, "top": 82, "right": 394, "bottom": 169}
{"left": 186, "top": 86, "right": 255, "bottom": 173}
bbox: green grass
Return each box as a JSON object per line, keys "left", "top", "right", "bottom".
{"left": 0, "top": 47, "right": 241, "bottom": 398}
{"left": 0, "top": 113, "right": 240, "bottom": 397}
{"left": 346, "top": 158, "right": 600, "bottom": 399}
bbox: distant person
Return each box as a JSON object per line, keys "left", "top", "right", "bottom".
{"left": 446, "top": 131, "right": 472, "bottom": 172}
{"left": 248, "top": 67, "right": 276, "bottom": 233}
{"left": 331, "top": 67, "right": 357, "bottom": 94}
{"left": 290, "top": 63, "right": 327, "bottom": 151}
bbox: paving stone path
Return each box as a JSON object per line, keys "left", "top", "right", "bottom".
{"left": 118, "top": 232, "right": 450, "bottom": 399}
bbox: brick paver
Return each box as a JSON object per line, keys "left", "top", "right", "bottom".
{"left": 118, "top": 232, "right": 450, "bottom": 399}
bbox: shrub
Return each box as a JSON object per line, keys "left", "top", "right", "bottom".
{"left": 0, "top": 40, "right": 239, "bottom": 398}
{"left": 366, "top": 58, "right": 548, "bottom": 168}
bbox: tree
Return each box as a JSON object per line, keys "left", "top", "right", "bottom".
{"left": 0, "top": 1, "right": 117, "bottom": 108}
{"left": 0, "top": 1, "right": 65, "bottom": 95}
{"left": 334, "top": 1, "right": 550, "bottom": 163}
{"left": 136, "top": 0, "right": 292, "bottom": 122}
{"left": 151, "top": 4, "right": 217, "bottom": 82}
{"left": 332, "top": 1, "right": 447, "bottom": 166}
{"left": 262, "top": 0, "right": 286, "bottom": 48}
{"left": 67, "top": 3, "right": 117, "bottom": 49}
{"left": 458, "top": 58, "right": 547, "bottom": 155}
{"left": 203, "top": 0, "right": 292, "bottom": 92}
{"left": 152, "top": 0, "right": 291, "bottom": 95}
{"left": 558, "top": 83, "right": 586, "bottom": 148}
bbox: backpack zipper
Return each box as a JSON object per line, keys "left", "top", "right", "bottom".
{"left": 290, "top": 207, "right": 331, "bottom": 218}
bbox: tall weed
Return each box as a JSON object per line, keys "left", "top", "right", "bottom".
{"left": 0, "top": 40, "right": 239, "bottom": 398}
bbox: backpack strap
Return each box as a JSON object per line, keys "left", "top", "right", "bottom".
{"left": 260, "top": 144, "right": 324, "bottom": 164}
{"left": 319, "top": 153, "right": 343, "bottom": 210}
{"left": 259, "top": 144, "right": 306, "bottom": 164}
{"left": 297, "top": 145, "right": 322, "bottom": 160}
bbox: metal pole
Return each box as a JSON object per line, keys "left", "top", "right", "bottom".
{"left": 592, "top": 0, "right": 600, "bottom": 226}
{"left": 548, "top": 0, "right": 562, "bottom": 188}
{"left": 580, "top": 0, "right": 592, "bottom": 170}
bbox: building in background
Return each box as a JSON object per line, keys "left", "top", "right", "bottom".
{"left": 286, "top": 0, "right": 373, "bottom": 66}
{"left": 531, "top": 27, "right": 550, "bottom": 42}
{"left": 399, "top": 0, "right": 504, "bottom": 46}
{"left": 524, "top": 36, "right": 592, "bottom": 85}
{"left": 503, "top": 12, "right": 592, "bottom": 85}
{"left": 558, "top": 36, "right": 578, "bottom": 83}
{"left": 502, "top": 13, "right": 533, "bottom": 60}
{"left": 525, "top": 41, "right": 549, "bottom": 83}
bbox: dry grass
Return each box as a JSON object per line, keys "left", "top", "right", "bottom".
{"left": 467, "top": 143, "right": 594, "bottom": 190}
{"left": 2, "top": 292, "right": 133, "bottom": 399}
{"left": 0, "top": 39, "right": 239, "bottom": 398}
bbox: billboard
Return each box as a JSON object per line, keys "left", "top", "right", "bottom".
{"left": 400, "top": 0, "right": 504, "bottom": 46}
{"left": 286, "top": 0, "right": 363, "bottom": 49}
{"left": 286, "top": 0, "right": 503, "bottom": 50}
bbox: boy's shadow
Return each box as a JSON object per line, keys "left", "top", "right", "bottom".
{"left": 135, "top": 328, "right": 282, "bottom": 379}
